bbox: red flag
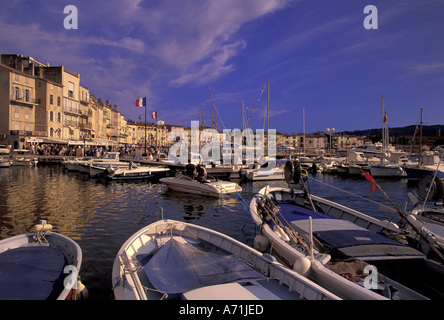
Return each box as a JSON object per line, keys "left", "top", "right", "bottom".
{"left": 382, "top": 111, "right": 387, "bottom": 123}
{"left": 151, "top": 111, "right": 157, "bottom": 118}
{"left": 362, "top": 172, "right": 379, "bottom": 194}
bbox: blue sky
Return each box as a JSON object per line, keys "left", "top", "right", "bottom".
{"left": 1, "top": 0, "right": 443, "bottom": 134}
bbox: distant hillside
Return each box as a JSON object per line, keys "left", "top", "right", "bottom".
{"left": 341, "top": 125, "right": 444, "bottom": 137}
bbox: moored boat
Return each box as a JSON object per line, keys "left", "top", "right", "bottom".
{"left": 239, "top": 160, "right": 286, "bottom": 181}
{"left": 10, "top": 149, "right": 38, "bottom": 166}
{"left": 112, "top": 219, "right": 340, "bottom": 300}
{"left": 250, "top": 184, "right": 435, "bottom": 299}
{"left": 160, "top": 175, "right": 242, "bottom": 197}
{"left": 104, "top": 163, "right": 170, "bottom": 180}
{"left": 369, "top": 164, "right": 407, "bottom": 178}
{"left": 0, "top": 156, "right": 11, "bottom": 168}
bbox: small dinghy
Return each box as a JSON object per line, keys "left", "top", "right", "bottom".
{"left": 160, "top": 175, "right": 242, "bottom": 197}
{"left": 112, "top": 219, "right": 340, "bottom": 300}
{"left": 0, "top": 221, "right": 87, "bottom": 300}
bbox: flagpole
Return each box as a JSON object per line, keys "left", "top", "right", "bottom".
{"left": 144, "top": 100, "right": 147, "bottom": 157}
{"left": 156, "top": 110, "right": 159, "bottom": 160}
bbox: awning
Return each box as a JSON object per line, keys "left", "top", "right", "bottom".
{"left": 28, "top": 137, "right": 68, "bottom": 144}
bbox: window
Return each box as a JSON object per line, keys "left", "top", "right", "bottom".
{"left": 57, "top": 112, "right": 62, "bottom": 123}
{"left": 49, "top": 111, "right": 54, "bottom": 122}
{"left": 57, "top": 97, "right": 61, "bottom": 106}
{"left": 14, "top": 106, "right": 19, "bottom": 119}
{"left": 24, "top": 89, "right": 30, "bottom": 102}
{"left": 50, "top": 94, "right": 54, "bottom": 105}
{"left": 14, "top": 87, "right": 20, "bottom": 100}
{"left": 25, "top": 108, "right": 30, "bottom": 120}
{"left": 68, "top": 82, "right": 74, "bottom": 98}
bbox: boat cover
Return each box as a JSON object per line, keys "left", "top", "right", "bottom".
{"left": 142, "top": 238, "right": 265, "bottom": 294}
{"left": 0, "top": 245, "right": 68, "bottom": 300}
{"left": 276, "top": 201, "right": 424, "bottom": 259}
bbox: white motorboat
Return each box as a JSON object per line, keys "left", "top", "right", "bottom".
{"left": 10, "top": 149, "right": 38, "bottom": 166}
{"left": 250, "top": 184, "right": 435, "bottom": 300}
{"left": 65, "top": 157, "right": 92, "bottom": 172}
{"left": 404, "top": 152, "right": 444, "bottom": 180}
{"left": 319, "top": 160, "right": 338, "bottom": 174}
{"left": 0, "top": 220, "right": 87, "bottom": 300}
{"left": 240, "top": 160, "right": 285, "bottom": 181}
{"left": 104, "top": 163, "right": 170, "bottom": 180}
{"left": 79, "top": 152, "right": 130, "bottom": 177}
{"left": 369, "top": 164, "right": 407, "bottom": 178}
{"left": 160, "top": 175, "right": 242, "bottom": 197}
{"left": 112, "top": 219, "right": 340, "bottom": 300}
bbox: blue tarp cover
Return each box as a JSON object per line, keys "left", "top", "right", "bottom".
{"left": 315, "top": 229, "right": 403, "bottom": 250}
{"left": 0, "top": 245, "right": 68, "bottom": 300}
{"left": 143, "top": 238, "right": 265, "bottom": 294}
{"left": 277, "top": 201, "right": 404, "bottom": 249}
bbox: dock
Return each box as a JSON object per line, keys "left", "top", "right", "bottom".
{"left": 33, "top": 155, "right": 244, "bottom": 180}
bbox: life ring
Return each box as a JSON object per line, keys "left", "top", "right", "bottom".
{"left": 418, "top": 175, "right": 444, "bottom": 201}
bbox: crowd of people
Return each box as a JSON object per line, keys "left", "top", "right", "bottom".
{"left": 23, "top": 143, "right": 169, "bottom": 158}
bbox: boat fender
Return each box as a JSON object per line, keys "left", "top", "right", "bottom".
{"left": 33, "top": 223, "right": 53, "bottom": 232}
{"left": 254, "top": 235, "right": 270, "bottom": 253}
{"left": 406, "top": 215, "right": 423, "bottom": 233}
{"left": 421, "top": 229, "right": 436, "bottom": 245}
{"left": 293, "top": 257, "right": 311, "bottom": 276}
{"left": 273, "top": 225, "right": 290, "bottom": 242}
{"left": 73, "top": 281, "right": 88, "bottom": 300}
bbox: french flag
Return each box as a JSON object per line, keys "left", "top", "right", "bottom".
{"left": 151, "top": 111, "right": 157, "bottom": 119}
{"left": 135, "top": 97, "right": 146, "bottom": 107}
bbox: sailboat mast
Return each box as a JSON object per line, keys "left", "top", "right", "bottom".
{"left": 419, "top": 106, "right": 423, "bottom": 163}
{"left": 210, "top": 87, "right": 216, "bottom": 130}
{"left": 303, "top": 107, "right": 305, "bottom": 156}
{"left": 242, "top": 100, "right": 245, "bottom": 130}
{"left": 267, "top": 81, "right": 270, "bottom": 132}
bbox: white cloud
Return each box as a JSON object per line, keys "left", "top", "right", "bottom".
{"left": 170, "top": 40, "right": 247, "bottom": 86}
{"left": 139, "top": 0, "right": 293, "bottom": 84}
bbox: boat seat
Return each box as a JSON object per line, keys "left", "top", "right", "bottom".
{"left": 182, "top": 282, "right": 279, "bottom": 300}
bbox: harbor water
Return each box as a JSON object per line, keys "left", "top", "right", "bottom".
{"left": 0, "top": 165, "right": 424, "bottom": 300}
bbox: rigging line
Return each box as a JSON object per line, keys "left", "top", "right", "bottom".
{"left": 213, "top": 103, "right": 226, "bottom": 129}
{"left": 247, "top": 84, "right": 267, "bottom": 124}
{"left": 306, "top": 175, "right": 392, "bottom": 208}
